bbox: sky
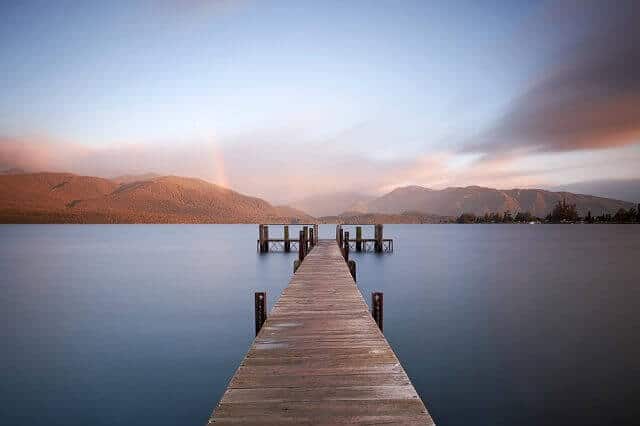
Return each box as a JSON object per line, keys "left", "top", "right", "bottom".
{"left": 1, "top": 0, "right": 639, "bottom": 203}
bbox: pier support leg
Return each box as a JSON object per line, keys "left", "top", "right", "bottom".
{"left": 263, "top": 225, "right": 270, "bottom": 253}
{"left": 299, "top": 229, "right": 305, "bottom": 261}
{"left": 255, "top": 292, "right": 267, "bottom": 336}
{"left": 314, "top": 224, "right": 319, "bottom": 245}
{"left": 258, "top": 224, "right": 264, "bottom": 252}
{"left": 303, "top": 226, "right": 309, "bottom": 253}
{"left": 293, "top": 259, "right": 300, "bottom": 273}
{"left": 372, "top": 292, "right": 383, "bottom": 332}
{"left": 309, "top": 228, "right": 314, "bottom": 249}
{"left": 284, "top": 225, "right": 290, "bottom": 252}
{"left": 343, "top": 231, "right": 350, "bottom": 262}
{"left": 348, "top": 260, "right": 356, "bottom": 281}
{"left": 356, "top": 226, "right": 362, "bottom": 252}
{"left": 374, "top": 224, "right": 383, "bottom": 253}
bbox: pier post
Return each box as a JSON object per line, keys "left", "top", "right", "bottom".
{"left": 339, "top": 227, "right": 344, "bottom": 251}
{"left": 284, "top": 225, "right": 290, "bottom": 252}
{"left": 348, "top": 259, "right": 356, "bottom": 281}
{"left": 303, "top": 226, "right": 309, "bottom": 253}
{"left": 314, "top": 224, "right": 319, "bottom": 245}
{"left": 293, "top": 259, "right": 300, "bottom": 273}
{"left": 255, "top": 292, "right": 267, "bottom": 336}
{"left": 343, "top": 231, "right": 350, "bottom": 262}
{"left": 263, "top": 225, "right": 270, "bottom": 252}
{"left": 258, "top": 224, "right": 264, "bottom": 252}
{"left": 299, "top": 229, "right": 305, "bottom": 261}
{"left": 372, "top": 292, "right": 383, "bottom": 332}
{"left": 374, "top": 224, "right": 383, "bottom": 253}
{"left": 309, "top": 228, "right": 315, "bottom": 249}
{"left": 356, "top": 226, "right": 362, "bottom": 252}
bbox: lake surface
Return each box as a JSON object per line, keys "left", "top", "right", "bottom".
{"left": 1, "top": 224, "right": 638, "bottom": 426}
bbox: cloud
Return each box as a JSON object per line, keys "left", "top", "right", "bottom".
{"left": 0, "top": 132, "right": 414, "bottom": 203}
{"left": 0, "top": 135, "right": 229, "bottom": 185}
{"left": 469, "top": 0, "right": 640, "bottom": 154}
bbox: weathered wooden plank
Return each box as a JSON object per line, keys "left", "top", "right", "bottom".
{"left": 208, "top": 240, "right": 434, "bottom": 425}
{"left": 221, "top": 385, "right": 420, "bottom": 403}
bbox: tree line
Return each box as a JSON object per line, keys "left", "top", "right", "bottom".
{"left": 456, "top": 200, "right": 640, "bottom": 224}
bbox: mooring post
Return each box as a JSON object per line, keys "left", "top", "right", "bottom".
{"left": 314, "top": 224, "right": 319, "bottom": 245}
{"left": 344, "top": 231, "right": 350, "bottom": 262}
{"left": 348, "top": 259, "right": 356, "bottom": 281}
{"left": 374, "top": 224, "right": 383, "bottom": 253}
{"left": 284, "top": 225, "right": 290, "bottom": 252}
{"left": 339, "top": 227, "right": 344, "bottom": 251}
{"left": 309, "top": 228, "right": 315, "bottom": 249}
{"left": 299, "top": 229, "right": 305, "bottom": 261}
{"left": 356, "top": 226, "right": 362, "bottom": 252}
{"left": 303, "top": 226, "right": 309, "bottom": 253}
{"left": 258, "top": 224, "right": 264, "bottom": 252}
{"left": 372, "top": 292, "right": 383, "bottom": 332}
{"left": 255, "top": 292, "right": 267, "bottom": 336}
{"left": 263, "top": 225, "right": 270, "bottom": 253}
{"left": 293, "top": 259, "right": 300, "bottom": 273}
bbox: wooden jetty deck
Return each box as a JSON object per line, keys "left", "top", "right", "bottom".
{"left": 257, "top": 224, "right": 393, "bottom": 253}
{"left": 209, "top": 240, "right": 434, "bottom": 425}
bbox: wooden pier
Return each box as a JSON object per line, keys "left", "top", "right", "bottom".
{"left": 258, "top": 224, "right": 393, "bottom": 253}
{"left": 209, "top": 239, "right": 434, "bottom": 425}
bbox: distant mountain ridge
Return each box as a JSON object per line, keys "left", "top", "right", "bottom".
{"left": 290, "top": 192, "right": 374, "bottom": 217}
{"left": 1, "top": 172, "right": 635, "bottom": 223}
{"left": 111, "top": 173, "right": 161, "bottom": 184}
{"left": 0, "top": 172, "right": 313, "bottom": 223}
{"left": 348, "top": 185, "right": 635, "bottom": 217}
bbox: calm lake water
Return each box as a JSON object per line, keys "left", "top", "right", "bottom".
{"left": 1, "top": 224, "right": 638, "bottom": 426}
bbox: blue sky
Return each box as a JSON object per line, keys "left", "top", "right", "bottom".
{"left": 1, "top": 0, "right": 639, "bottom": 202}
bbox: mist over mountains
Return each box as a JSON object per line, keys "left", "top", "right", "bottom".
{"left": 0, "top": 171, "right": 635, "bottom": 223}
{"left": 342, "top": 185, "right": 634, "bottom": 218}
{"left": 0, "top": 172, "right": 312, "bottom": 223}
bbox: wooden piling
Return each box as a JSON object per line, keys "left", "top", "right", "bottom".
{"left": 348, "top": 259, "right": 356, "bottom": 281}
{"left": 314, "top": 223, "right": 319, "bottom": 245}
{"left": 258, "top": 224, "right": 264, "bottom": 253}
{"left": 263, "top": 225, "right": 270, "bottom": 252}
{"left": 293, "top": 259, "right": 300, "bottom": 273}
{"left": 303, "top": 226, "right": 309, "bottom": 253}
{"left": 374, "top": 224, "right": 383, "bottom": 253}
{"left": 343, "top": 231, "right": 350, "bottom": 262}
{"left": 299, "top": 229, "right": 305, "bottom": 262}
{"left": 284, "top": 225, "right": 290, "bottom": 252}
{"left": 309, "top": 228, "right": 315, "bottom": 248}
{"left": 255, "top": 292, "right": 267, "bottom": 336}
{"left": 356, "top": 226, "right": 362, "bottom": 252}
{"left": 372, "top": 292, "right": 383, "bottom": 331}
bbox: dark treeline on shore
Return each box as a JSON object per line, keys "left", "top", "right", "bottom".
{"left": 456, "top": 200, "right": 640, "bottom": 224}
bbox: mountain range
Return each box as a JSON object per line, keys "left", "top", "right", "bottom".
{"left": 0, "top": 172, "right": 312, "bottom": 223}
{"left": 0, "top": 171, "right": 635, "bottom": 223}
{"left": 340, "top": 185, "right": 635, "bottom": 218}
